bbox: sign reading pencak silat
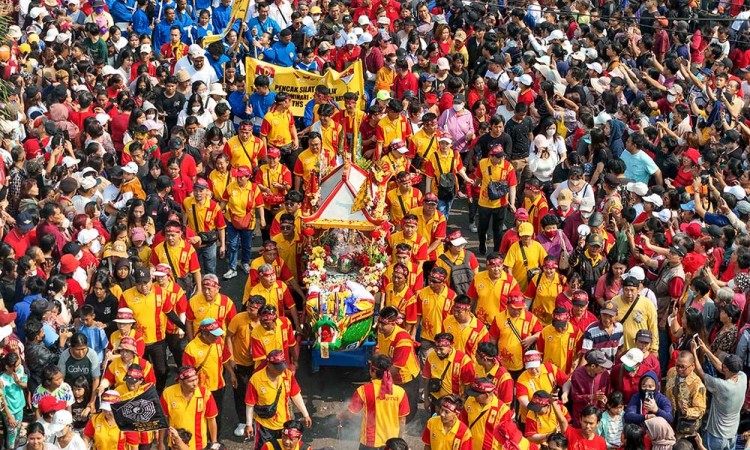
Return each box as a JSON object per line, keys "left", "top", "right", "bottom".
{"left": 245, "top": 58, "right": 366, "bottom": 116}
{"left": 112, "top": 385, "right": 169, "bottom": 432}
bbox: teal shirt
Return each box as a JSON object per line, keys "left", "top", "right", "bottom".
{"left": 1, "top": 369, "right": 28, "bottom": 416}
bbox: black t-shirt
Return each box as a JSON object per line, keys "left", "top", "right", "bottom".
{"left": 154, "top": 92, "right": 186, "bottom": 126}
{"left": 85, "top": 293, "right": 119, "bottom": 336}
{"left": 475, "top": 132, "right": 513, "bottom": 160}
{"left": 639, "top": 10, "right": 656, "bottom": 35}
{"left": 504, "top": 116, "right": 534, "bottom": 160}
{"left": 62, "top": 354, "right": 94, "bottom": 384}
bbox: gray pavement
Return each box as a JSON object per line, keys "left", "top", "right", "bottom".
{"left": 212, "top": 199, "right": 479, "bottom": 449}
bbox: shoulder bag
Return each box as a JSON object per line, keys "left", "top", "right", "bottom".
{"left": 487, "top": 164, "right": 509, "bottom": 201}
{"left": 191, "top": 203, "right": 218, "bottom": 245}
{"left": 436, "top": 156, "right": 457, "bottom": 201}
{"left": 557, "top": 230, "right": 570, "bottom": 270}
{"left": 519, "top": 244, "right": 542, "bottom": 282}
{"left": 412, "top": 134, "right": 436, "bottom": 171}
{"left": 428, "top": 362, "right": 452, "bottom": 393}
{"left": 254, "top": 383, "right": 283, "bottom": 419}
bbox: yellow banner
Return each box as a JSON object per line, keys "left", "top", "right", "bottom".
{"left": 245, "top": 58, "right": 365, "bottom": 116}
{"left": 202, "top": 0, "right": 249, "bottom": 47}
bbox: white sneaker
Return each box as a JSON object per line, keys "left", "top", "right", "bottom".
{"left": 233, "top": 423, "right": 246, "bottom": 437}
{"left": 469, "top": 223, "right": 478, "bottom": 233}
{"left": 223, "top": 269, "right": 238, "bottom": 280}
{"left": 240, "top": 263, "right": 251, "bottom": 274}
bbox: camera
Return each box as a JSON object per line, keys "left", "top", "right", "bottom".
{"left": 57, "top": 325, "right": 75, "bottom": 334}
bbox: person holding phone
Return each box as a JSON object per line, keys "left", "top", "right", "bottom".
{"left": 624, "top": 370, "right": 673, "bottom": 426}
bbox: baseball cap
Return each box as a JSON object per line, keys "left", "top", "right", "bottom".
{"left": 622, "top": 267, "right": 645, "bottom": 282}
{"left": 100, "top": 390, "right": 121, "bottom": 411}
{"left": 16, "top": 211, "right": 35, "bottom": 232}
{"left": 585, "top": 349, "right": 613, "bottom": 369}
{"left": 194, "top": 178, "right": 210, "bottom": 190}
{"left": 600, "top": 301, "right": 619, "bottom": 316}
{"left": 626, "top": 182, "right": 648, "bottom": 197}
{"left": 437, "top": 58, "right": 450, "bottom": 71}
{"left": 267, "top": 349, "right": 287, "bottom": 370}
{"left": 465, "top": 378, "right": 495, "bottom": 397}
{"left": 557, "top": 189, "right": 573, "bottom": 207}
{"left": 523, "top": 350, "right": 542, "bottom": 369}
{"left": 620, "top": 348, "right": 644, "bottom": 368}
{"left": 515, "top": 208, "right": 529, "bottom": 221}
{"left": 38, "top": 396, "right": 67, "bottom": 414}
{"left": 124, "top": 364, "right": 145, "bottom": 382}
{"left": 527, "top": 390, "right": 552, "bottom": 412}
{"left": 551, "top": 307, "right": 570, "bottom": 328}
{"left": 518, "top": 222, "right": 533, "bottom": 237}
{"left": 636, "top": 329, "right": 653, "bottom": 343}
{"left": 199, "top": 318, "right": 224, "bottom": 336}
{"left": 642, "top": 194, "right": 663, "bottom": 207}
{"left": 133, "top": 267, "right": 151, "bottom": 284}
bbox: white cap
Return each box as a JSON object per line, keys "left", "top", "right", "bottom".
{"left": 438, "top": 136, "right": 453, "bottom": 144}
{"left": 724, "top": 185, "right": 746, "bottom": 200}
{"left": 139, "top": 44, "right": 151, "bottom": 54}
{"left": 579, "top": 196, "right": 596, "bottom": 213}
{"left": 357, "top": 33, "right": 373, "bottom": 45}
{"left": 101, "top": 65, "right": 117, "bottom": 76}
{"left": 536, "top": 55, "right": 551, "bottom": 66}
{"left": 48, "top": 410, "right": 73, "bottom": 435}
{"left": 586, "top": 62, "right": 603, "bottom": 74}
{"left": 593, "top": 111, "right": 612, "bottom": 126}
{"left": 79, "top": 177, "right": 98, "bottom": 190}
{"left": 571, "top": 50, "right": 586, "bottom": 62}
{"left": 642, "top": 193, "right": 664, "bottom": 207}
{"left": 450, "top": 236, "right": 468, "bottom": 246}
{"left": 8, "top": 25, "right": 22, "bottom": 40}
{"left": 62, "top": 156, "right": 80, "bottom": 168}
{"left": 188, "top": 44, "right": 204, "bottom": 58}
{"left": 377, "top": 16, "right": 390, "bottom": 25}
{"left": 652, "top": 209, "right": 671, "bottom": 223}
{"left": 524, "top": 350, "right": 542, "bottom": 369}
{"left": 517, "top": 74, "right": 533, "bottom": 86}
{"left": 548, "top": 29, "right": 565, "bottom": 41}
{"left": 622, "top": 266, "right": 645, "bottom": 281}
{"left": 56, "top": 31, "right": 72, "bottom": 44}
{"left": 96, "top": 113, "right": 110, "bottom": 125}
{"left": 437, "top": 57, "right": 450, "bottom": 71}
{"left": 0, "top": 325, "right": 12, "bottom": 342}
{"left": 353, "top": 27, "right": 364, "bottom": 36}
{"left": 346, "top": 33, "right": 357, "bottom": 46}
{"left": 77, "top": 228, "right": 100, "bottom": 245}
{"left": 122, "top": 162, "right": 139, "bottom": 174}
{"left": 626, "top": 182, "right": 648, "bottom": 197}
{"left": 583, "top": 47, "right": 598, "bottom": 60}
{"left": 29, "top": 7, "right": 48, "bottom": 19}
{"left": 358, "top": 15, "right": 370, "bottom": 25}
{"left": 44, "top": 27, "right": 59, "bottom": 42}
{"left": 620, "top": 348, "right": 644, "bottom": 367}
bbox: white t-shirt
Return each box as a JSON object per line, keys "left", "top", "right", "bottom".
{"left": 53, "top": 433, "right": 87, "bottom": 450}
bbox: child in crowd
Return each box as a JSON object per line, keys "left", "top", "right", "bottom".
{"left": 0, "top": 352, "right": 27, "bottom": 448}
{"left": 69, "top": 376, "right": 91, "bottom": 432}
{"left": 597, "top": 391, "right": 625, "bottom": 449}
{"left": 76, "top": 305, "right": 109, "bottom": 363}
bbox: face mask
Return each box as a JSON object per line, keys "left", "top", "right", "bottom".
{"left": 191, "top": 106, "right": 200, "bottom": 113}
{"left": 546, "top": 128, "right": 555, "bottom": 137}
{"left": 581, "top": 211, "right": 593, "bottom": 219}
{"left": 667, "top": 94, "right": 676, "bottom": 103}
{"left": 200, "top": 91, "right": 208, "bottom": 99}
{"left": 569, "top": 178, "right": 582, "bottom": 187}
{"left": 544, "top": 230, "right": 557, "bottom": 239}
{"left": 452, "top": 103, "right": 464, "bottom": 112}
{"left": 146, "top": 114, "right": 155, "bottom": 120}
{"left": 312, "top": 14, "right": 320, "bottom": 21}
{"left": 94, "top": 6, "right": 103, "bottom": 13}
{"left": 211, "top": 139, "right": 220, "bottom": 145}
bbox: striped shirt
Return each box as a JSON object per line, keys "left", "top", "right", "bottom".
{"left": 581, "top": 323, "right": 624, "bottom": 364}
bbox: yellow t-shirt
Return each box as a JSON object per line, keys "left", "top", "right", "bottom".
{"left": 119, "top": 286, "right": 173, "bottom": 344}
{"left": 224, "top": 181, "right": 264, "bottom": 229}
{"left": 503, "top": 241, "right": 548, "bottom": 292}
{"left": 612, "top": 294, "right": 660, "bottom": 353}
{"left": 469, "top": 270, "right": 519, "bottom": 326}
{"left": 348, "top": 380, "right": 409, "bottom": 448}
{"left": 227, "top": 312, "right": 258, "bottom": 367}
{"left": 416, "top": 286, "right": 455, "bottom": 342}
{"left": 160, "top": 384, "right": 218, "bottom": 450}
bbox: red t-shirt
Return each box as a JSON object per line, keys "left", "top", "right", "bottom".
{"left": 565, "top": 427, "right": 607, "bottom": 450}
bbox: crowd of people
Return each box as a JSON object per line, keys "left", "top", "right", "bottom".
{"left": 4, "top": 0, "right": 750, "bottom": 448}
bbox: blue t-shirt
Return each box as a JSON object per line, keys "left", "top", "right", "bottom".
{"left": 622, "top": 150, "right": 659, "bottom": 184}
{"left": 77, "top": 325, "right": 109, "bottom": 363}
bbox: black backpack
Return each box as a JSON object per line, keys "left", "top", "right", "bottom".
{"left": 439, "top": 251, "right": 475, "bottom": 295}
{"left": 436, "top": 157, "right": 457, "bottom": 201}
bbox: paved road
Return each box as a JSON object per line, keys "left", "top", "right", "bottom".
{"left": 211, "top": 198, "right": 480, "bottom": 449}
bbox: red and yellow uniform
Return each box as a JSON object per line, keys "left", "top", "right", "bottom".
{"left": 467, "top": 270, "right": 520, "bottom": 326}
{"left": 208, "top": 169, "right": 232, "bottom": 202}
{"left": 162, "top": 280, "right": 187, "bottom": 336}
{"left": 488, "top": 310, "right": 542, "bottom": 372}
{"left": 375, "top": 114, "right": 412, "bottom": 160}
{"left": 424, "top": 149, "right": 463, "bottom": 196}
{"left": 182, "top": 336, "right": 232, "bottom": 391}
{"left": 227, "top": 311, "right": 259, "bottom": 368}
{"left": 474, "top": 158, "right": 516, "bottom": 209}
{"left": 537, "top": 323, "right": 580, "bottom": 374}
{"left": 160, "top": 384, "right": 218, "bottom": 450}
{"left": 223, "top": 180, "right": 265, "bottom": 230}
{"left": 382, "top": 284, "right": 418, "bottom": 325}
{"left": 118, "top": 286, "right": 174, "bottom": 344}
{"left": 459, "top": 396, "right": 513, "bottom": 450}
{"left": 334, "top": 107, "right": 365, "bottom": 159}
{"left": 504, "top": 241, "right": 548, "bottom": 292}
{"left": 422, "top": 348, "right": 475, "bottom": 399}
{"left": 246, "top": 256, "right": 295, "bottom": 294}
{"left": 108, "top": 328, "right": 146, "bottom": 357}
{"left": 250, "top": 317, "right": 296, "bottom": 365}
{"left": 412, "top": 206, "right": 447, "bottom": 261}
{"left": 269, "top": 209, "right": 303, "bottom": 239}
{"left": 246, "top": 368, "right": 300, "bottom": 430}
{"left": 348, "top": 379, "right": 409, "bottom": 448}
{"left": 379, "top": 152, "right": 408, "bottom": 179}
{"left": 248, "top": 280, "right": 295, "bottom": 315}
{"left": 387, "top": 231, "right": 428, "bottom": 263}
{"left": 186, "top": 293, "right": 238, "bottom": 333}
{"left": 292, "top": 148, "right": 337, "bottom": 188}
{"left": 102, "top": 356, "right": 156, "bottom": 391}
{"left": 376, "top": 325, "right": 420, "bottom": 384}
{"left": 516, "top": 362, "right": 569, "bottom": 419}
{"left": 83, "top": 412, "right": 139, "bottom": 450}
{"left": 224, "top": 135, "right": 267, "bottom": 169}
{"left": 183, "top": 197, "right": 226, "bottom": 244}
{"left": 255, "top": 163, "right": 292, "bottom": 200}
{"left": 524, "top": 273, "right": 564, "bottom": 326}
{"left": 272, "top": 233, "right": 303, "bottom": 280}
{"left": 417, "top": 285, "right": 457, "bottom": 342}
{"left": 316, "top": 120, "right": 344, "bottom": 156}
{"left": 474, "top": 362, "right": 514, "bottom": 404}
{"left": 385, "top": 186, "right": 423, "bottom": 226}
{"left": 261, "top": 106, "right": 296, "bottom": 147}
{"left": 421, "top": 416, "right": 473, "bottom": 450}
{"left": 160, "top": 41, "right": 188, "bottom": 72}
{"left": 408, "top": 128, "right": 439, "bottom": 161}
{"left": 382, "top": 261, "right": 424, "bottom": 292}
{"left": 442, "top": 315, "right": 489, "bottom": 359}
{"left": 525, "top": 403, "right": 571, "bottom": 438}
{"left": 523, "top": 192, "right": 550, "bottom": 235}
{"left": 436, "top": 249, "right": 480, "bottom": 281}
{"left": 149, "top": 239, "right": 201, "bottom": 279}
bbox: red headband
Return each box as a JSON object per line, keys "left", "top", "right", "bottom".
{"left": 392, "top": 265, "right": 409, "bottom": 276}
{"left": 378, "top": 316, "right": 398, "bottom": 325}
{"left": 470, "top": 380, "right": 496, "bottom": 394}
{"left": 429, "top": 272, "right": 446, "bottom": 282}
{"left": 282, "top": 428, "right": 302, "bottom": 440}
{"left": 530, "top": 395, "right": 551, "bottom": 408}
{"left": 476, "top": 349, "right": 497, "bottom": 361}
{"left": 452, "top": 303, "right": 472, "bottom": 312}
{"left": 440, "top": 398, "right": 460, "bottom": 413}
{"left": 239, "top": 123, "right": 252, "bottom": 131}
{"left": 165, "top": 225, "right": 181, "bottom": 234}
{"left": 202, "top": 278, "right": 219, "bottom": 288}
{"left": 434, "top": 337, "right": 452, "bottom": 347}
{"left": 402, "top": 217, "right": 417, "bottom": 226}
{"left": 487, "top": 255, "right": 503, "bottom": 265}
{"left": 543, "top": 259, "right": 558, "bottom": 270}
{"left": 177, "top": 367, "right": 197, "bottom": 380}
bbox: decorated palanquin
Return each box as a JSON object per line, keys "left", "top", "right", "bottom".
{"left": 300, "top": 160, "right": 392, "bottom": 357}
